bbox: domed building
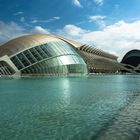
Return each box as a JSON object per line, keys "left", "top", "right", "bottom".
{"left": 0, "top": 34, "right": 88, "bottom": 76}
{"left": 121, "top": 49, "right": 140, "bottom": 67}
{"left": 0, "top": 34, "right": 122, "bottom": 76}
{"left": 121, "top": 49, "right": 140, "bottom": 73}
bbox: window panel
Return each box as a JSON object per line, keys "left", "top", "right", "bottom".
{"left": 35, "top": 46, "right": 47, "bottom": 59}
{"left": 29, "top": 48, "right": 42, "bottom": 61}
{"left": 40, "top": 45, "right": 52, "bottom": 57}
{"left": 23, "top": 50, "right": 36, "bottom": 64}
{"left": 17, "top": 53, "right": 30, "bottom": 67}
{"left": 54, "top": 42, "right": 66, "bottom": 54}
{"left": 47, "top": 43, "right": 57, "bottom": 56}
{"left": 11, "top": 56, "right": 24, "bottom": 69}
{"left": 34, "top": 47, "right": 44, "bottom": 59}
{"left": 59, "top": 55, "right": 74, "bottom": 65}
{"left": 48, "top": 42, "right": 62, "bottom": 55}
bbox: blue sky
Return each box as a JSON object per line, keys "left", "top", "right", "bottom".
{"left": 0, "top": 0, "right": 140, "bottom": 59}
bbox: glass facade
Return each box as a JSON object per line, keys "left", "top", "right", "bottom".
{"left": 10, "top": 40, "right": 87, "bottom": 76}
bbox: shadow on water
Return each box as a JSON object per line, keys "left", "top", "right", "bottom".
{"left": 90, "top": 92, "right": 140, "bottom": 140}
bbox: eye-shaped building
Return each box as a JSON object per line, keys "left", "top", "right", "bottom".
{"left": 0, "top": 34, "right": 122, "bottom": 76}
{"left": 121, "top": 49, "right": 140, "bottom": 73}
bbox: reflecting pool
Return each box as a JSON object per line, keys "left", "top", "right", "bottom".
{"left": 0, "top": 75, "right": 140, "bottom": 140}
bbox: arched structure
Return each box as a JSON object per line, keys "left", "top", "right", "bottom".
{"left": 78, "top": 44, "right": 121, "bottom": 73}
{"left": 121, "top": 50, "right": 140, "bottom": 67}
{"left": 0, "top": 34, "right": 88, "bottom": 76}
{"left": 0, "top": 34, "right": 124, "bottom": 77}
{"left": 121, "top": 49, "right": 140, "bottom": 73}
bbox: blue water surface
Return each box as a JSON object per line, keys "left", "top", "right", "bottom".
{"left": 0, "top": 75, "right": 140, "bottom": 140}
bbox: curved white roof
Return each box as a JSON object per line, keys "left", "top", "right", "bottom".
{"left": 0, "top": 34, "right": 81, "bottom": 57}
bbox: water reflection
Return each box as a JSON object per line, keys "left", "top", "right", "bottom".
{"left": 61, "top": 78, "right": 70, "bottom": 107}
{"left": 0, "top": 75, "right": 140, "bottom": 140}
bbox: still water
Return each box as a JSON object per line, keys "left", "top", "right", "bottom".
{"left": 0, "top": 75, "right": 140, "bottom": 140}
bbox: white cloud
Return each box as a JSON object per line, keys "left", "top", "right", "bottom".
{"left": 14, "top": 11, "right": 24, "bottom": 16}
{"left": 1, "top": 19, "right": 140, "bottom": 61}
{"left": 89, "top": 15, "right": 106, "bottom": 28}
{"left": 32, "top": 26, "right": 49, "bottom": 34}
{"left": 53, "top": 17, "right": 61, "bottom": 20}
{"left": 72, "top": 0, "right": 82, "bottom": 7}
{"left": 31, "top": 17, "right": 61, "bottom": 24}
{"left": 89, "top": 15, "right": 106, "bottom": 21}
{"left": 96, "top": 20, "right": 106, "bottom": 28}
{"left": 0, "top": 21, "right": 50, "bottom": 44}
{"left": 20, "top": 17, "right": 25, "bottom": 22}
{"left": 0, "top": 21, "right": 26, "bottom": 44}
{"left": 58, "top": 20, "right": 140, "bottom": 61}
{"left": 31, "top": 19, "right": 38, "bottom": 24}
{"left": 58, "top": 24, "right": 88, "bottom": 39}
{"left": 94, "top": 0, "right": 104, "bottom": 6}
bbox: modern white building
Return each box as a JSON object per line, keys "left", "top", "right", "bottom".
{"left": 0, "top": 34, "right": 124, "bottom": 76}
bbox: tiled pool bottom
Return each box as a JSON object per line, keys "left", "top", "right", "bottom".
{"left": 0, "top": 75, "right": 140, "bottom": 140}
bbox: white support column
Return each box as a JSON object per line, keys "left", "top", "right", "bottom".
{"left": 0, "top": 55, "right": 21, "bottom": 76}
